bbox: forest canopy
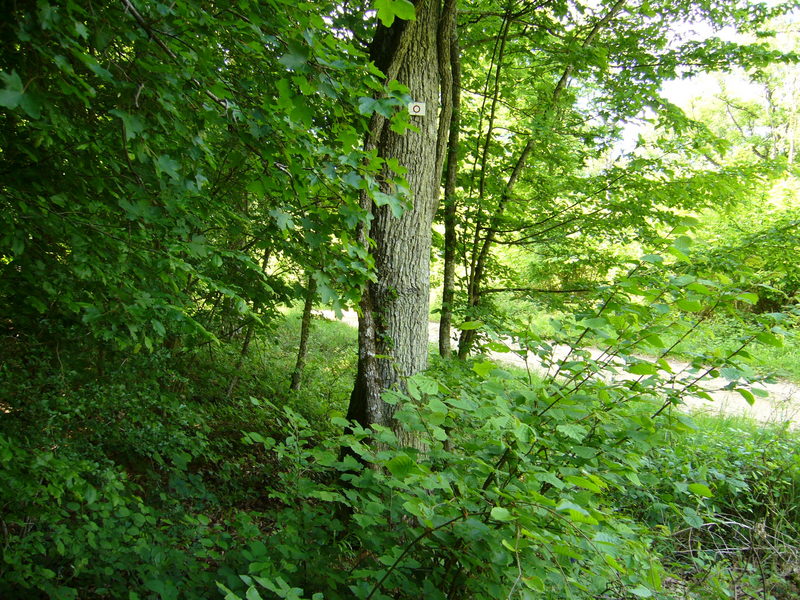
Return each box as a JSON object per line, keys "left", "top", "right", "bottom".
{"left": 1, "top": 1, "right": 799, "bottom": 599}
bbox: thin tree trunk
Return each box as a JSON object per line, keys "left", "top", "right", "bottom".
{"left": 456, "top": 0, "right": 626, "bottom": 358}
{"left": 225, "top": 320, "right": 254, "bottom": 399}
{"left": 348, "top": 0, "right": 454, "bottom": 435}
{"left": 438, "top": 8, "right": 461, "bottom": 358}
{"left": 290, "top": 273, "right": 317, "bottom": 391}
{"left": 457, "top": 139, "right": 534, "bottom": 358}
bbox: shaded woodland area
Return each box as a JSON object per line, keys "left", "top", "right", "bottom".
{"left": 1, "top": 1, "right": 799, "bottom": 599}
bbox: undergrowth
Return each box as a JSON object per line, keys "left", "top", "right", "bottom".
{"left": 0, "top": 315, "right": 798, "bottom": 599}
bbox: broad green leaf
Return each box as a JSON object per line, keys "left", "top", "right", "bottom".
{"left": 246, "top": 586, "right": 264, "bottom": 600}
{"left": 671, "top": 275, "right": 695, "bottom": 287}
{"left": 551, "top": 544, "right": 583, "bottom": 560}
{"left": 357, "top": 96, "right": 378, "bottom": 115}
{"left": 630, "top": 585, "right": 653, "bottom": 598}
{"left": 308, "top": 490, "right": 343, "bottom": 502}
{"left": 673, "top": 235, "right": 693, "bottom": 253}
{"left": 556, "top": 424, "right": 587, "bottom": 441}
{"left": 457, "top": 320, "right": 483, "bottom": 330}
{"left": 565, "top": 475, "right": 603, "bottom": 493}
{"left": 675, "top": 299, "right": 703, "bottom": 312}
{"left": 735, "top": 388, "right": 755, "bottom": 405}
{"left": 386, "top": 454, "right": 419, "bottom": 480}
{"left": 278, "top": 51, "right": 306, "bottom": 70}
{"left": 736, "top": 292, "right": 759, "bottom": 305}
{"left": 110, "top": 109, "right": 145, "bottom": 140}
{"left": 372, "top": 190, "right": 405, "bottom": 218}
{"left": 155, "top": 154, "right": 181, "bottom": 181}
{"left": 374, "top": 0, "right": 416, "bottom": 27}
{"left": 756, "top": 331, "right": 782, "bottom": 347}
{"left": 555, "top": 500, "right": 589, "bottom": 516}
{"left": 667, "top": 247, "right": 691, "bottom": 263}
{"left": 472, "top": 360, "right": 495, "bottom": 377}
{"left": 686, "top": 282, "right": 712, "bottom": 295}
{"left": 485, "top": 341, "right": 510, "bottom": 352}
{"left": 681, "top": 506, "right": 703, "bottom": 528}
{"left": 490, "top": 506, "right": 514, "bottom": 522}
{"left": 0, "top": 70, "right": 23, "bottom": 109}
{"left": 604, "top": 554, "right": 627, "bottom": 574}
{"left": 688, "top": 483, "right": 713, "bottom": 498}
{"left": 522, "top": 575, "right": 545, "bottom": 592}
{"left": 628, "top": 362, "right": 658, "bottom": 375}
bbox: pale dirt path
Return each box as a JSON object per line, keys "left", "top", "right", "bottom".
{"left": 319, "top": 310, "right": 800, "bottom": 426}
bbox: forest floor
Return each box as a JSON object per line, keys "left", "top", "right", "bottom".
{"left": 321, "top": 310, "right": 800, "bottom": 426}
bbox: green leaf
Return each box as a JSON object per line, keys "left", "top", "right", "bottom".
{"left": 278, "top": 51, "right": 306, "bottom": 70}
{"left": 736, "top": 292, "right": 759, "bottom": 305}
{"left": 490, "top": 506, "right": 514, "bottom": 522}
{"left": 485, "top": 341, "right": 510, "bottom": 352}
{"left": 551, "top": 544, "right": 583, "bottom": 560}
{"left": 667, "top": 247, "right": 691, "bottom": 263}
{"left": 374, "top": 0, "right": 416, "bottom": 27}
{"left": 270, "top": 208, "right": 294, "bottom": 230}
{"left": 386, "top": 454, "right": 419, "bottom": 480}
{"left": 457, "top": 320, "right": 483, "bottom": 330}
{"left": 673, "top": 235, "right": 693, "bottom": 253}
{"left": 246, "top": 586, "right": 264, "bottom": 600}
{"left": 151, "top": 319, "right": 166, "bottom": 337}
{"left": 556, "top": 424, "right": 587, "bottom": 441}
{"left": 84, "top": 485, "right": 97, "bottom": 505}
{"left": 681, "top": 506, "right": 703, "bottom": 528}
{"left": 672, "top": 275, "right": 695, "bottom": 287}
{"left": 0, "top": 70, "right": 23, "bottom": 109}
{"left": 688, "top": 483, "right": 713, "bottom": 498}
{"left": 686, "top": 282, "right": 711, "bottom": 295}
{"left": 472, "top": 360, "right": 495, "bottom": 377}
{"left": 675, "top": 299, "right": 703, "bottom": 312}
{"left": 604, "top": 554, "right": 627, "bottom": 574}
{"left": 630, "top": 585, "right": 653, "bottom": 598}
{"left": 155, "top": 155, "right": 181, "bottom": 181}
{"left": 628, "top": 362, "right": 659, "bottom": 375}
{"left": 565, "top": 475, "right": 603, "bottom": 493}
{"left": 756, "top": 331, "right": 782, "bottom": 347}
{"left": 583, "top": 317, "right": 609, "bottom": 329}
{"left": 357, "top": 96, "right": 378, "bottom": 115}
{"left": 522, "top": 575, "right": 545, "bottom": 592}
{"left": 735, "top": 388, "right": 755, "bottom": 406}
{"left": 308, "top": 490, "right": 342, "bottom": 502}
{"left": 110, "top": 109, "right": 145, "bottom": 139}
{"left": 372, "top": 190, "right": 405, "bottom": 218}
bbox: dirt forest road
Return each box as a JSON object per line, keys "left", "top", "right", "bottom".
{"left": 322, "top": 310, "right": 800, "bottom": 426}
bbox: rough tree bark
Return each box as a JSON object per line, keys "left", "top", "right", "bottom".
{"left": 347, "top": 0, "right": 455, "bottom": 433}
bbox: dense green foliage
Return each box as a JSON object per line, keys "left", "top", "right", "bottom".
{"left": 1, "top": 0, "right": 799, "bottom": 599}
{"left": 2, "top": 314, "right": 798, "bottom": 599}
{"left": 0, "top": 0, "right": 401, "bottom": 353}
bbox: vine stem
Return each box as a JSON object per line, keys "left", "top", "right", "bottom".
{"left": 365, "top": 513, "right": 478, "bottom": 600}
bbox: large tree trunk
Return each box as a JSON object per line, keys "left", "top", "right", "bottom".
{"left": 347, "top": 0, "right": 453, "bottom": 432}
